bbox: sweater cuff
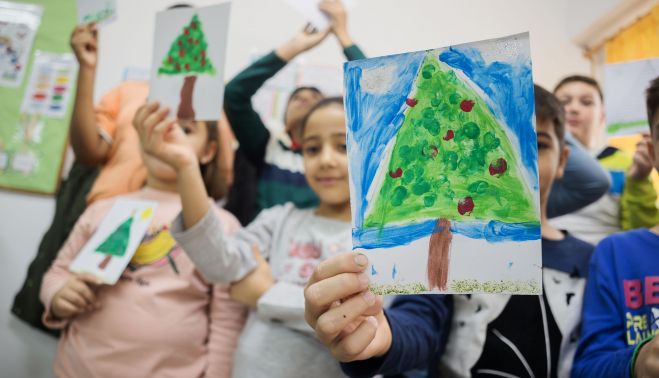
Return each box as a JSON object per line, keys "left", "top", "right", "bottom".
{"left": 343, "top": 45, "right": 365, "bottom": 61}
{"left": 41, "top": 281, "right": 71, "bottom": 330}
{"left": 625, "top": 176, "right": 657, "bottom": 202}
{"left": 264, "top": 50, "right": 288, "bottom": 69}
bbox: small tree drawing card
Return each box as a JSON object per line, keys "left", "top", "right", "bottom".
{"left": 69, "top": 199, "right": 158, "bottom": 284}
{"left": 149, "top": 2, "right": 231, "bottom": 121}
{"left": 76, "top": 0, "right": 117, "bottom": 26}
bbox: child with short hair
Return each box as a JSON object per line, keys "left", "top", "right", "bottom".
{"left": 303, "top": 85, "right": 594, "bottom": 377}
{"left": 572, "top": 77, "right": 659, "bottom": 378}
{"left": 551, "top": 75, "right": 659, "bottom": 245}
{"left": 136, "top": 97, "right": 353, "bottom": 377}
{"left": 39, "top": 109, "right": 245, "bottom": 378}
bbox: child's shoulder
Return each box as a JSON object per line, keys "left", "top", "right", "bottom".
{"left": 596, "top": 228, "right": 658, "bottom": 254}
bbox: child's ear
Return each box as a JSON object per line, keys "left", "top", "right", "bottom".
{"left": 555, "top": 144, "right": 570, "bottom": 180}
{"left": 200, "top": 140, "right": 218, "bottom": 165}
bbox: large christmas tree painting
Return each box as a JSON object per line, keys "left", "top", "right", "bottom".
{"left": 96, "top": 215, "right": 134, "bottom": 270}
{"left": 157, "top": 14, "right": 216, "bottom": 120}
{"left": 346, "top": 35, "right": 540, "bottom": 295}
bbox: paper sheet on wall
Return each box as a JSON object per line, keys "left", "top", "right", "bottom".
{"left": 605, "top": 58, "right": 659, "bottom": 137}
{"left": 20, "top": 51, "right": 78, "bottom": 118}
{"left": 0, "top": 1, "right": 42, "bottom": 87}
{"left": 69, "top": 199, "right": 158, "bottom": 285}
{"left": 76, "top": 0, "right": 117, "bottom": 26}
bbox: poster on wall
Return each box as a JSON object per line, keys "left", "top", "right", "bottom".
{"left": 0, "top": 1, "right": 43, "bottom": 88}
{"left": 605, "top": 58, "right": 659, "bottom": 137}
{"left": 0, "top": 51, "right": 77, "bottom": 194}
{"left": 20, "top": 51, "right": 77, "bottom": 118}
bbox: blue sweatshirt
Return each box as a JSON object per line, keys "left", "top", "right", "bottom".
{"left": 343, "top": 234, "right": 593, "bottom": 378}
{"left": 572, "top": 229, "right": 659, "bottom": 378}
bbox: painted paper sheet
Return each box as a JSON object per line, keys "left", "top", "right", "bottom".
{"left": 149, "top": 3, "right": 230, "bottom": 121}
{"left": 76, "top": 0, "right": 116, "bottom": 26}
{"left": 20, "top": 51, "right": 77, "bottom": 118}
{"left": 69, "top": 199, "right": 158, "bottom": 285}
{"left": 605, "top": 58, "right": 659, "bottom": 136}
{"left": 283, "top": 0, "right": 354, "bottom": 29}
{"left": 345, "top": 33, "right": 541, "bottom": 295}
{"left": 0, "top": 1, "right": 42, "bottom": 87}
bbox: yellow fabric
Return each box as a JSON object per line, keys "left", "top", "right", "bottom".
{"left": 605, "top": 4, "right": 659, "bottom": 63}
{"left": 131, "top": 229, "right": 177, "bottom": 265}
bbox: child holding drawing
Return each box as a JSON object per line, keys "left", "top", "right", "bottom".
{"left": 303, "top": 85, "right": 594, "bottom": 377}
{"left": 39, "top": 111, "right": 245, "bottom": 378}
{"left": 134, "top": 97, "right": 352, "bottom": 377}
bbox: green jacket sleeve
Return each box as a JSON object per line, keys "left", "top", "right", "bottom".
{"left": 223, "top": 52, "right": 287, "bottom": 165}
{"left": 620, "top": 175, "right": 659, "bottom": 230}
{"left": 343, "top": 44, "right": 366, "bottom": 61}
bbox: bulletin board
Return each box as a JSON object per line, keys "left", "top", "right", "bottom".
{"left": 0, "top": 0, "right": 77, "bottom": 194}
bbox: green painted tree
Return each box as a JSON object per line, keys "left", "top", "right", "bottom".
{"left": 158, "top": 14, "right": 216, "bottom": 120}
{"left": 96, "top": 216, "right": 133, "bottom": 270}
{"left": 365, "top": 52, "right": 538, "bottom": 291}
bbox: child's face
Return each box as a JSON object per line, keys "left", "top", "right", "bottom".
{"left": 301, "top": 105, "right": 350, "bottom": 207}
{"left": 555, "top": 81, "right": 605, "bottom": 147}
{"left": 141, "top": 120, "right": 217, "bottom": 183}
{"left": 285, "top": 89, "right": 324, "bottom": 138}
{"left": 537, "top": 119, "right": 569, "bottom": 211}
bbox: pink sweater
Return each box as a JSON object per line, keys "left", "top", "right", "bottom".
{"left": 40, "top": 188, "right": 246, "bottom": 378}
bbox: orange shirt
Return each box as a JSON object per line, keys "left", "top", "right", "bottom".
{"left": 86, "top": 81, "right": 149, "bottom": 204}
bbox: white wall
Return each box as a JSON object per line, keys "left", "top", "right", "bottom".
{"left": 0, "top": 0, "right": 591, "bottom": 376}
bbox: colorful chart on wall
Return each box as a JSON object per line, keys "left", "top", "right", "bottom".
{"left": 605, "top": 58, "right": 659, "bottom": 137}
{"left": 76, "top": 0, "right": 116, "bottom": 26}
{"left": 69, "top": 199, "right": 158, "bottom": 284}
{"left": 20, "top": 51, "right": 77, "bottom": 118}
{"left": 0, "top": 0, "right": 78, "bottom": 195}
{"left": 0, "top": 1, "right": 42, "bottom": 88}
{"left": 345, "top": 33, "right": 541, "bottom": 295}
{"left": 149, "top": 3, "right": 230, "bottom": 121}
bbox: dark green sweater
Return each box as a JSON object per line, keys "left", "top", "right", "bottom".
{"left": 223, "top": 45, "right": 366, "bottom": 216}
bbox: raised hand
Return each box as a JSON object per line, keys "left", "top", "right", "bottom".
{"left": 275, "top": 23, "right": 331, "bottom": 62}
{"left": 70, "top": 23, "right": 98, "bottom": 69}
{"left": 51, "top": 273, "right": 102, "bottom": 319}
{"left": 628, "top": 134, "right": 655, "bottom": 181}
{"left": 133, "top": 102, "right": 198, "bottom": 171}
{"left": 319, "top": 0, "right": 353, "bottom": 47}
{"left": 304, "top": 252, "right": 391, "bottom": 362}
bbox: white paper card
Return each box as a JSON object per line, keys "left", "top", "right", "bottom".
{"left": 69, "top": 199, "right": 158, "bottom": 284}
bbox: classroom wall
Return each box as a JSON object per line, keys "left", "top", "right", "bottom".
{"left": 0, "top": 0, "right": 591, "bottom": 375}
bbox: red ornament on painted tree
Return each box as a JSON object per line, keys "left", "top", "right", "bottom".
{"left": 457, "top": 197, "right": 475, "bottom": 215}
{"left": 406, "top": 98, "right": 418, "bottom": 107}
{"left": 460, "top": 99, "right": 475, "bottom": 112}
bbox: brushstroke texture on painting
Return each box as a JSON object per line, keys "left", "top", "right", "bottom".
{"left": 345, "top": 34, "right": 540, "bottom": 293}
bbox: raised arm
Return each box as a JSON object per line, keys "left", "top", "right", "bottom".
{"left": 319, "top": 0, "right": 366, "bottom": 61}
{"left": 547, "top": 132, "right": 610, "bottom": 218}
{"left": 621, "top": 135, "right": 659, "bottom": 230}
{"left": 69, "top": 23, "right": 111, "bottom": 166}
{"left": 223, "top": 25, "right": 330, "bottom": 164}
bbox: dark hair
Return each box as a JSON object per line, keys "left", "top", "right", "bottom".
{"left": 288, "top": 86, "right": 323, "bottom": 102}
{"left": 167, "top": 3, "right": 194, "bottom": 10}
{"left": 646, "top": 76, "right": 659, "bottom": 134}
{"left": 535, "top": 84, "right": 566, "bottom": 145}
{"left": 554, "top": 75, "right": 604, "bottom": 101}
{"left": 199, "top": 120, "right": 227, "bottom": 200}
{"left": 300, "top": 97, "right": 344, "bottom": 135}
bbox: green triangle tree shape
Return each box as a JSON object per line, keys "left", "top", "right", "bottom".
{"left": 96, "top": 216, "right": 134, "bottom": 257}
{"left": 364, "top": 52, "right": 538, "bottom": 292}
{"left": 365, "top": 52, "right": 537, "bottom": 229}
{"left": 158, "top": 14, "right": 216, "bottom": 76}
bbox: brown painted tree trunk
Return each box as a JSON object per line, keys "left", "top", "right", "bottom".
{"left": 177, "top": 75, "right": 197, "bottom": 120}
{"left": 99, "top": 255, "right": 112, "bottom": 270}
{"left": 427, "top": 218, "right": 453, "bottom": 291}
